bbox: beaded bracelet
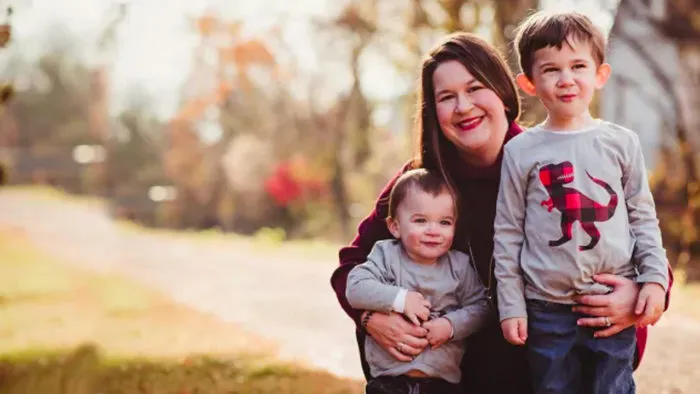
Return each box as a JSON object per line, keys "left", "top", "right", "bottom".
{"left": 361, "top": 311, "right": 375, "bottom": 333}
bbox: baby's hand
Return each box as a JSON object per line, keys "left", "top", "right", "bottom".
{"left": 501, "top": 317, "right": 527, "bottom": 345}
{"left": 423, "top": 317, "right": 452, "bottom": 349}
{"left": 404, "top": 291, "right": 431, "bottom": 326}
{"left": 635, "top": 282, "right": 666, "bottom": 328}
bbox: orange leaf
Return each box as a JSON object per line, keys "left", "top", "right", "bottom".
{"left": 196, "top": 15, "right": 217, "bottom": 37}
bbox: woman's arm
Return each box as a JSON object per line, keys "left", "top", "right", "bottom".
{"left": 573, "top": 133, "right": 675, "bottom": 337}
{"left": 330, "top": 170, "right": 397, "bottom": 326}
{"left": 573, "top": 265, "right": 674, "bottom": 338}
{"left": 364, "top": 312, "right": 429, "bottom": 361}
{"left": 572, "top": 274, "right": 640, "bottom": 337}
{"left": 330, "top": 163, "right": 429, "bottom": 361}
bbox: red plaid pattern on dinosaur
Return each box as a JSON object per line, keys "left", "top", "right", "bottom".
{"left": 538, "top": 161, "right": 618, "bottom": 251}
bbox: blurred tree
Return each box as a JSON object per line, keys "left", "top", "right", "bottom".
{"left": 333, "top": 2, "right": 375, "bottom": 169}
{"left": 0, "top": 6, "right": 12, "bottom": 106}
{"left": 317, "top": 1, "right": 379, "bottom": 237}
{"left": 605, "top": 0, "right": 700, "bottom": 280}
{"left": 167, "top": 13, "right": 290, "bottom": 231}
{"left": 0, "top": 48, "right": 97, "bottom": 189}
{"left": 92, "top": 2, "right": 129, "bottom": 198}
{"left": 661, "top": 0, "right": 700, "bottom": 280}
{"left": 0, "top": 5, "right": 12, "bottom": 186}
{"left": 492, "top": 0, "right": 542, "bottom": 125}
{"left": 108, "top": 95, "right": 169, "bottom": 223}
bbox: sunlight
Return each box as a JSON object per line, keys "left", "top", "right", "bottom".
{"left": 7, "top": 0, "right": 617, "bottom": 119}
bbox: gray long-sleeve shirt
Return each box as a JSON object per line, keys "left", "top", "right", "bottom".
{"left": 346, "top": 239, "right": 491, "bottom": 384}
{"left": 494, "top": 121, "right": 669, "bottom": 321}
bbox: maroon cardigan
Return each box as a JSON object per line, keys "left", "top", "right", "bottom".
{"left": 330, "top": 122, "right": 672, "bottom": 389}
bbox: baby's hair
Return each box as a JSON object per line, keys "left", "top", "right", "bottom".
{"left": 387, "top": 168, "right": 453, "bottom": 220}
{"left": 514, "top": 11, "right": 607, "bottom": 79}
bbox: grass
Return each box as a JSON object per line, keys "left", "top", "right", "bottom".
{"left": 668, "top": 280, "right": 700, "bottom": 322}
{"left": 0, "top": 229, "right": 363, "bottom": 393}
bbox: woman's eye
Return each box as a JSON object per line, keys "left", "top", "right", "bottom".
{"left": 438, "top": 95, "right": 454, "bottom": 102}
{"left": 467, "top": 86, "right": 483, "bottom": 93}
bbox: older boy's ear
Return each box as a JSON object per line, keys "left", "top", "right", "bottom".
{"left": 515, "top": 73, "right": 537, "bottom": 96}
{"left": 386, "top": 217, "right": 401, "bottom": 239}
{"left": 595, "top": 63, "right": 611, "bottom": 89}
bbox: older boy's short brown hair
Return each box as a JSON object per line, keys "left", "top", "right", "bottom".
{"left": 514, "top": 11, "right": 606, "bottom": 79}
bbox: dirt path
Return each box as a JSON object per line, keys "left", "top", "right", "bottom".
{"left": 0, "top": 189, "right": 363, "bottom": 380}
{"left": 1, "top": 189, "right": 698, "bottom": 393}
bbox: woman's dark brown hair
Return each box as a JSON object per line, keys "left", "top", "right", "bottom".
{"left": 411, "top": 32, "right": 520, "bottom": 212}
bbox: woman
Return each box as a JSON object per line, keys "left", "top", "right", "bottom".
{"left": 330, "top": 32, "right": 672, "bottom": 393}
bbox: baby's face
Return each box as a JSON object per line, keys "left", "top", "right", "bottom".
{"left": 389, "top": 189, "right": 456, "bottom": 264}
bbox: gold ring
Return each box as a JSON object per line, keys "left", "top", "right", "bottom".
{"left": 397, "top": 342, "right": 405, "bottom": 352}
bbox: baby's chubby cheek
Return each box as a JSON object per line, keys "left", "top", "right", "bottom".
{"left": 405, "top": 233, "right": 424, "bottom": 246}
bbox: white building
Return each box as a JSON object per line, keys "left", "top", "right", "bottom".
{"left": 600, "top": 0, "right": 681, "bottom": 170}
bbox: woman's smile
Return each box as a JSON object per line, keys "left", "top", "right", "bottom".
{"left": 456, "top": 116, "right": 485, "bottom": 132}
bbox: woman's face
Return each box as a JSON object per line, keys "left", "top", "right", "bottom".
{"left": 433, "top": 60, "right": 509, "bottom": 165}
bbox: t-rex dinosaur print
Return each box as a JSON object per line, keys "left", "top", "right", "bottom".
{"left": 539, "top": 161, "right": 618, "bottom": 251}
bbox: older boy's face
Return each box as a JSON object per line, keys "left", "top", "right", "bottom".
{"left": 388, "top": 189, "right": 456, "bottom": 265}
{"left": 527, "top": 38, "right": 608, "bottom": 127}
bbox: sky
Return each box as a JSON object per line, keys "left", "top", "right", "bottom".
{"left": 4, "top": 0, "right": 617, "bottom": 120}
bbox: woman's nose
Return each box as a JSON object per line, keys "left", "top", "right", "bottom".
{"left": 455, "top": 93, "right": 474, "bottom": 114}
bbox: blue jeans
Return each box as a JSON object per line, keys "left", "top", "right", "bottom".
{"left": 526, "top": 299, "right": 636, "bottom": 394}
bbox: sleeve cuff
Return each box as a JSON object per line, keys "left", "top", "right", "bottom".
{"left": 498, "top": 307, "right": 527, "bottom": 322}
{"left": 392, "top": 288, "right": 407, "bottom": 313}
{"left": 636, "top": 273, "right": 669, "bottom": 292}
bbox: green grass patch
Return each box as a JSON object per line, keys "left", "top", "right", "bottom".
{"left": 0, "top": 230, "right": 362, "bottom": 393}
{"left": 0, "top": 345, "right": 361, "bottom": 394}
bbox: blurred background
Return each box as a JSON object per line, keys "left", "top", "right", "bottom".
{"left": 1, "top": 0, "right": 699, "bottom": 265}
{"left": 0, "top": 0, "right": 698, "bottom": 393}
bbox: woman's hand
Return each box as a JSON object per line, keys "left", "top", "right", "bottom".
{"left": 364, "top": 311, "right": 429, "bottom": 362}
{"left": 572, "top": 274, "right": 640, "bottom": 338}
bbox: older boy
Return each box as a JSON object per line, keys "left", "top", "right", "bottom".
{"left": 493, "top": 11, "right": 669, "bottom": 394}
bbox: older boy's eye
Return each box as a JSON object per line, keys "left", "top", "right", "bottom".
{"left": 573, "top": 63, "right": 587, "bottom": 69}
{"left": 543, "top": 67, "right": 558, "bottom": 73}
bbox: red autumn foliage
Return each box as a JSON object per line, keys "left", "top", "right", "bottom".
{"left": 264, "top": 158, "right": 328, "bottom": 207}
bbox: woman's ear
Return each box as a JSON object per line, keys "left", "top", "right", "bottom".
{"left": 595, "top": 63, "right": 611, "bottom": 89}
{"left": 515, "top": 73, "right": 537, "bottom": 97}
{"left": 386, "top": 217, "right": 401, "bottom": 239}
